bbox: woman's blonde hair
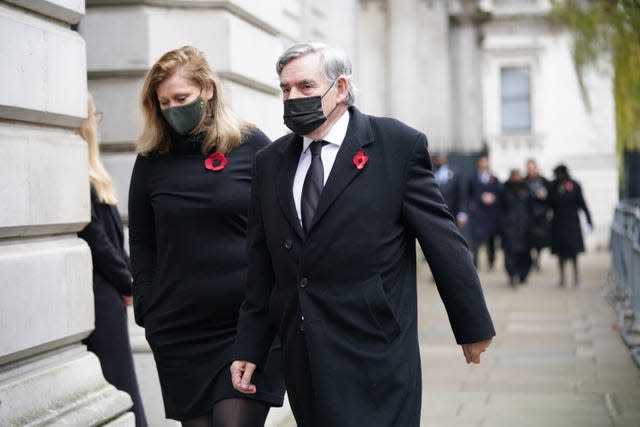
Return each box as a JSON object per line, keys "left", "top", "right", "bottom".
{"left": 136, "top": 46, "right": 254, "bottom": 155}
{"left": 77, "top": 93, "right": 118, "bottom": 205}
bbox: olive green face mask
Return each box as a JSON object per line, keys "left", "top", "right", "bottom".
{"left": 161, "top": 96, "right": 206, "bottom": 135}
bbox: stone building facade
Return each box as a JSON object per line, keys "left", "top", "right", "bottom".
{"left": 0, "top": 0, "right": 616, "bottom": 425}
{"left": 0, "top": 0, "right": 133, "bottom": 425}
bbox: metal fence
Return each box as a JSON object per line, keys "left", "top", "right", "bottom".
{"left": 608, "top": 198, "right": 640, "bottom": 367}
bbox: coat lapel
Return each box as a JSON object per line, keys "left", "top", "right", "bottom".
{"left": 310, "top": 107, "right": 373, "bottom": 231}
{"left": 276, "top": 134, "right": 305, "bottom": 240}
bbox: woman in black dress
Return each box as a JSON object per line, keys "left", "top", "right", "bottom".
{"left": 547, "top": 164, "right": 593, "bottom": 286}
{"left": 128, "top": 46, "right": 284, "bottom": 426}
{"left": 77, "top": 93, "right": 147, "bottom": 426}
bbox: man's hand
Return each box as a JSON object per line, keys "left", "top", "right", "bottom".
{"left": 230, "top": 360, "right": 257, "bottom": 394}
{"left": 461, "top": 338, "right": 492, "bottom": 364}
{"left": 480, "top": 192, "right": 496, "bottom": 205}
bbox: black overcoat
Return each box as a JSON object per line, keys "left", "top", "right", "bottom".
{"left": 547, "top": 178, "right": 592, "bottom": 256}
{"left": 499, "top": 182, "right": 534, "bottom": 254}
{"left": 435, "top": 166, "right": 466, "bottom": 218}
{"left": 467, "top": 173, "right": 501, "bottom": 242}
{"left": 234, "top": 107, "right": 495, "bottom": 426}
{"left": 524, "top": 175, "right": 550, "bottom": 249}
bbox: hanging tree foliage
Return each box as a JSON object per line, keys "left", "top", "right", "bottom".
{"left": 551, "top": 0, "right": 640, "bottom": 154}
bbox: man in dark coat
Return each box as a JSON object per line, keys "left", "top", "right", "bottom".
{"left": 231, "top": 42, "right": 495, "bottom": 427}
{"left": 524, "top": 159, "right": 550, "bottom": 271}
{"left": 467, "top": 154, "right": 501, "bottom": 269}
{"left": 433, "top": 153, "right": 468, "bottom": 228}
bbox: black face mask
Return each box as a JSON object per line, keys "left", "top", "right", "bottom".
{"left": 283, "top": 80, "right": 336, "bottom": 136}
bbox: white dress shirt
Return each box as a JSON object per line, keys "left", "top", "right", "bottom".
{"left": 293, "top": 110, "right": 350, "bottom": 223}
{"left": 434, "top": 164, "right": 451, "bottom": 185}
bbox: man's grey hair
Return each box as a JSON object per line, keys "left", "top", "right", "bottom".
{"left": 276, "top": 42, "right": 358, "bottom": 106}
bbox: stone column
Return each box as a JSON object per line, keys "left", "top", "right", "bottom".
{"left": 0, "top": 1, "right": 133, "bottom": 425}
{"left": 388, "top": 0, "right": 422, "bottom": 129}
{"left": 357, "top": 0, "right": 389, "bottom": 117}
{"left": 358, "top": 0, "right": 454, "bottom": 150}
{"left": 416, "top": 0, "right": 454, "bottom": 153}
{"left": 450, "top": 0, "right": 484, "bottom": 152}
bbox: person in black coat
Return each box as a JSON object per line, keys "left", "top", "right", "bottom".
{"left": 499, "top": 169, "right": 534, "bottom": 286}
{"left": 128, "top": 46, "right": 284, "bottom": 426}
{"left": 524, "top": 159, "right": 550, "bottom": 271}
{"left": 230, "top": 42, "right": 495, "bottom": 427}
{"left": 547, "top": 164, "right": 593, "bottom": 286}
{"left": 467, "top": 153, "right": 501, "bottom": 269}
{"left": 433, "top": 153, "right": 468, "bottom": 228}
{"left": 77, "top": 94, "right": 147, "bottom": 427}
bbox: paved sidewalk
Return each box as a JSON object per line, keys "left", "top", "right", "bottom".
{"left": 267, "top": 250, "right": 640, "bottom": 426}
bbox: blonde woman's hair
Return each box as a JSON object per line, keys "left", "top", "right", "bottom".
{"left": 77, "top": 93, "right": 118, "bottom": 205}
{"left": 136, "top": 46, "right": 255, "bottom": 155}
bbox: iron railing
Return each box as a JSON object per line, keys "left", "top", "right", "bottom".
{"left": 607, "top": 198, "right": 640, "bottom": 367}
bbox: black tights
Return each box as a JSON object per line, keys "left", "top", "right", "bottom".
{"left": 558, "top": 255, "right": 579, "bottom": 286}
{"left": 181, "top": 398, "right": 270, "bottom": 427}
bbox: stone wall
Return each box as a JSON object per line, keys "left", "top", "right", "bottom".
{"left": 0, "top": 0, "right": 133, "bottom": 425}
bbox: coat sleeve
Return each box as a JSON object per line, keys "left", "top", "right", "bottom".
{"left": 128, "top": 155, "right": 157, "bottom": 327}
{"left": 576, "top": 182, "right": 593, "bottom": 226}
{"left": 401, "top": 134, "right": 495, "bottom": 344}
{"left": 233, "top": 156, "right": 277, "bottom": 369}
{"left": 78, "top": 188, "right": 132, "bottom": 295}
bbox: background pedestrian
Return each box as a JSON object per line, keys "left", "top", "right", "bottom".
{"left": 500, "top": 169, "right": 534, "bottom": 286}
{"left": 547, "top": 164, "right": 593, "bottom": 286}
{"left": 77, "top": 93, "right": 148, "bottom": 427}
{"left": 467, "top": 153, "right": 501, "bottom": 269}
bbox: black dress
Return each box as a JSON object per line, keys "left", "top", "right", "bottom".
{"left": 128, "top": 129, "right": 285, "bottom": 421}
{"left": 79, "top": 187, "right": 147, "bottom": 427}
{"left": 547, "top": 178, "right": 592, "bottom": 256}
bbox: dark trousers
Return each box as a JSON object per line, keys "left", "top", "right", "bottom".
{"left": 282, "top": 327, "right": 316, "bottom": 427}
{"left": 472, "top": 235, "right": 496, "bottom": 268}
{"left": 504, "top": 251, "right": 532, "bottom": 283}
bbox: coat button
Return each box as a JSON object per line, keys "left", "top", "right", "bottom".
{"left": 284, "top": 240, "right": 293, "bottom": 250}
{"left": 299, "top": 277, "right": 308, "bottom": 288}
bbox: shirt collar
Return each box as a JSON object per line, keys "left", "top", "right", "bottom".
{"left": 302, "top": 109, "right": 350, "bottom": 152}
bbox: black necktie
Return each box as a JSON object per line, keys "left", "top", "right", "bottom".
{"left": 301, "top": 140, "right": 325, "bottom": 233}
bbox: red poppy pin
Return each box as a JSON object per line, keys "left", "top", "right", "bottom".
{"left": 565, "top": 181, "right": 574, "bottom": 191}
{"left": 353, "top": 150, "right": 369, "bottom": 170}
{"left": 204, "top": 151, "right": 227, "bottom": 171}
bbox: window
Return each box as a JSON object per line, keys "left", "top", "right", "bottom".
{"left": 501, "top": 66, "right": 531, "bottom": 132}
